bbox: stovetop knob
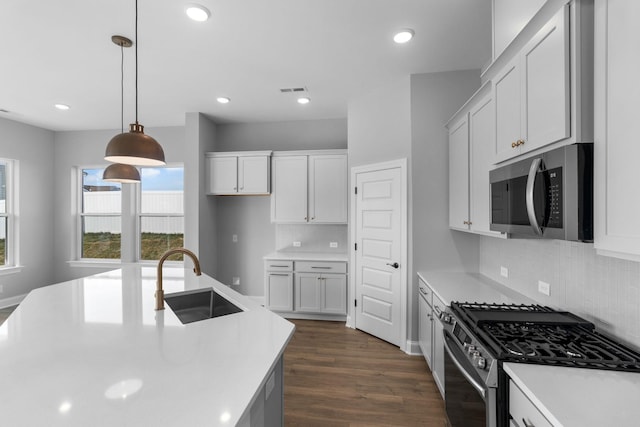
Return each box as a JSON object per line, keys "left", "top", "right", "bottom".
{"left": 466, "top": 345, "right": 476, "bottom": 355}
{"left": 475, "top": 356, "right": 487, "bottom": 370}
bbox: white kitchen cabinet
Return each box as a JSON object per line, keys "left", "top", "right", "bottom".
{"left": 509, "top": 380, "right": 553, "bottom": 427}
{"left": 206, "top": 151, "right": 271, "bottom": 195}
{"left": 448, "top": 115, "right": 470, "bottom": 231}
{"left": 448, "top": 84, "right": 505, "bottom": 237}
{"left": 264, "top": 257, "right": 347, "bottom": 319}
{"left": 294, "top": 272, "right": 347, "bottom": 315}
{"left": 271, "top": 150, "right": 347, "bottom": 224}
{"left": 594, "top": 0, "right": 640, "bottom": 261}
{"left": 417, "top": 276, "right": 444, "bottom": 398}
{"left": 493, "top": 5, "right": 570, "bottom": 163}
{"left": 493, "top": 0, "right": 546, "bottom": 60}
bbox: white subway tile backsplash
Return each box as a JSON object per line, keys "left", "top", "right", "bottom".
{"left": 480, "top": 236, "right": 640, "bottom": 350}
{"left": 275, "top": 224, "right": 347, "bottom": 253}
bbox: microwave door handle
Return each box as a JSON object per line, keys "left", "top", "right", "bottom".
{"left": 525, "top": 157, "right": 544, "bottom": 236}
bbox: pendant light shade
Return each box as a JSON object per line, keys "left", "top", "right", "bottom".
{"left": 103, "top": 163, "right": 141, "bottom": 183}
{"left": 105, "top": 122, "right": 165, "bottom": 166}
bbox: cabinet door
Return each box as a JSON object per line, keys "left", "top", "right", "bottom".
{"left": 321, "top": 274, "right": 347, "bottom": 315}
{"left": 418, "top": 293, "right": 433, "bottom": 369}
{"left": 238, "top": 155, "right": 270, "bottom": 194}
{"left": 294, "top": 273, "right": 322, "bottom": 313}
{"left": 449, "top": 115, "right": 470, "bottom": 230}
{"left": 432, "top": 304, "right": 446, "bottom": 398}
{"left": 207, "top": 156, "right": 238, "bottom": 195}
{"left": 494, "top": 58, "right": 522, "bottom": 163}
{"left": 594, "top": 0, "right": 640, "bottom": 260}
{"left": 308, "top": 154, "right": 347, "bottom": 223}
{"left": 271, "top": 156, "right": 308, "bottom": 223}
{"left": 521, "top": 5, "right": 570, "bottom": 155}
{"left": 469, "top": 93, "right": 502, "bottom": 236}
{"left": 509, "top": 380, "right": 553, "bottom": 427}
{"left": 266, "top": 273, "right": 293, "bottom": 312}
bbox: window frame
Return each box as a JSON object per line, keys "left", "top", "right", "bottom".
{"left": 73, "top": 164, "right": 185, "bottom": 266}
{"left": 0, "top": 158, "right": 20, "bottom": 274}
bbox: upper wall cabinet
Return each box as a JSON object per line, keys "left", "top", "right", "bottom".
{"left": 206, "top": 151, "right": 272, "bottom": 195}
{"left": 488, "top": 0, "right": 594, "bottom": 164}
{"left": 271, "top": 150, "right": 347, "bottom": 224}
{"left": 494, "top": 4, "right": 570, "bottom": 163}
{"left": 594, "top": 0, "right": 640, "bottom": 261}
{"left": 448, "top": 84, "right": 506, "bottom": 238}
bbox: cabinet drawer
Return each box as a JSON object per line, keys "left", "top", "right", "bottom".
{"left": 418, "top": 279, "right": 432, "bottom": 306}
{"left": 294, "top": 261, "right": 346, "bottom": 274}
{"left": 265, "top": 260, "right": 294, "bottom": 272}
{"left": 509, "top": 380, "right": 552, "bottom": 427}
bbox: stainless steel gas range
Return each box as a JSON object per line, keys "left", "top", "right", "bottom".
{"left": 441, "top": 302, "right": 640, "bottom": 427}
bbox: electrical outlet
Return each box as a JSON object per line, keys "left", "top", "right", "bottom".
{"left": 329, "top": 242, "right": 338, "bottom": 248}
{"left": 500, "top": 266, "right": 509, "bottom": 278}
{"left": 232, "top": 234, "right": 238, "bottom": 243}
{"left": 293, "top": 241, "right": 301, "bottom": 247}
{"left": 538, "top": 280, "right": 551, "bottom": 296}
{"left": 232, "top": 277, "right": 240, "bottom": 286}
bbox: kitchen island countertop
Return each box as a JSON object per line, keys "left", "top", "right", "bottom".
{"left": 0, "top": 266, "right": 295, "bottom": 426}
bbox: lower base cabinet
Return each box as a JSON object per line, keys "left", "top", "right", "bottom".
{"left": 265, "top": 258, "right": 347, "bottom": 318}
{"left": 237, "top": 356, "right": 284, "bottom": 427}
{"left": 509, "top": 379, "right": 553, "bottom": 427}
{"left": 418, "top": 276, "right": 445, "bottom": 398}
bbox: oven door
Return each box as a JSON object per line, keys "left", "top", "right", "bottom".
{"left": 443, "top": 330, "right": 493, "bottom": 427}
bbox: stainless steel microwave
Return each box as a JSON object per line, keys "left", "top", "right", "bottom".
{"left": 489, "top": 143, "right": 593, "bottom": 241}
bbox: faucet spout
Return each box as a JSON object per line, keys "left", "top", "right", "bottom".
{"left": 156, "top": 247, "right": 202, "bottom": 311}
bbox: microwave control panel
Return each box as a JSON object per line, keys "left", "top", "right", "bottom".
{"left": 545, "top": 167, "right": 563, "bottom": 228}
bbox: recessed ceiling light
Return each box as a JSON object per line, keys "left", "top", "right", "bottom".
{"left": 393, "top": 29, "right": 414, "bottom": 44}
{"left": 55, "top": 104, "right": 70, "bottom": 111}
{"left": 297, "top": 97, "right": 310, "bottom": 105}
{"left": 186, "top": 4, "right": 210, "bottom": 22}
{"left": 216, "top": 97, "right": 230, "bottom": 104}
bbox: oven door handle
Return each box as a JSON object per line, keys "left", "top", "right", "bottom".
{"left": 525, "top": 157, "right": 544, "bottom": 236}
{"left": 443, "top": 331, "right": 486, "bottom": 399}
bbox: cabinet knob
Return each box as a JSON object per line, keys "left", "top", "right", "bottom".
{"left": 519, "top": 139, "right": 525, "bottom": 145}
{"left": 512, "top": 142, "right": 517, "bottom": 148}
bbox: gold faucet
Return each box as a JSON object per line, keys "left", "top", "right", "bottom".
{"left": 156, "top": 247, "right": 202, "bottom": 311}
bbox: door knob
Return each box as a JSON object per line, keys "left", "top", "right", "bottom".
{"left": 386, "top": 262, "right": 399, "bottom": 269}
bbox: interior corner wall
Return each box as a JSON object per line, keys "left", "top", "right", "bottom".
{"left": 0, "top": 117, "right": 55, "bottom": 301}
{"left": 213, "top": 119, "right": 347, "bottom": 298}
{"left": 185, "top": 113, "right": 217, "bottom": 277}
{"left": 52, "top": 126, "right": 186, "bottom": 283}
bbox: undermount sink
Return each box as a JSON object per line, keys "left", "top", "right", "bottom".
{"left": 164, "top": 288, "right": 243, "bottom": 324}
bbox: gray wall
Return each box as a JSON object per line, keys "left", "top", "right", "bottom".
{"left": 347, "top": 71, "right": 481, "bottom": 344}
{"left": 185, "top": 113, "right": 217, "bottom": 276}
{"left": 0, "top": 117, "right": 55, "bottom": 300}
{"left": 480, "top": 237, "right": 640, "bottom": 349}
{"left": 52, "top": 126, "right": 186, "bottom": 283}
{"left": 214, "top": 119, "right": 348, "bottom": 297}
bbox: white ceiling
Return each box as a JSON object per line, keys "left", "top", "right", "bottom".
{"left": 0, "top": 0, "right": 491, "bottom": 131}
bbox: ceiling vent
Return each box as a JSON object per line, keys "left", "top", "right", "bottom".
{"left": 280, "top": 87, "right": 306, "bottom": 93}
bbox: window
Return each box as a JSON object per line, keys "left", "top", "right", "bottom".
{"left": 79, "top": 168, "right": 122, "bottom": 259}
{"left": 76, "top": 165, "right": 184, "bottom": 263}
{"left": 138, "top": 167, "right": 184, "bottom": 261}
{"left": 0, "top": 160, "right": 15, "bottom": 267}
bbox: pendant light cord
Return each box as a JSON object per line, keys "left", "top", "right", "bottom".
{"left": 135, "top": 0, "right": 138, "bottom": 123}
{"left": 120, "top": 44, "right": 124, "bottom": 133}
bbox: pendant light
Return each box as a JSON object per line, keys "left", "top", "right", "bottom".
{"left": 103, "top": 35, "right": 141, "bottom": 183}
{"left": 104, "top": 0, "right": 165, "bottom": 166}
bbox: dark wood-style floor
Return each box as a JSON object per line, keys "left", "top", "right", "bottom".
{"left": 284, "top": 319, "right": 447, "bottom": 426}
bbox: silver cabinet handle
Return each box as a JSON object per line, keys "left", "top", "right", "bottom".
{"left": 521, "top": 418, "right": 535, "bottom": 427}
{"left": 311, "top": 266, "right": 331, "bottom": 269}
{"left": 525, "top": 157, "right": 544, "bottom": 236}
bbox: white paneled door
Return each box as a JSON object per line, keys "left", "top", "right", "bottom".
{"left": 354, "top": 164, "right": 404, "bottom": 347}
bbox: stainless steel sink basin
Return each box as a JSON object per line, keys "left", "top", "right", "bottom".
{"left": 164, "top": 288, "right": 243, "bottom": 324}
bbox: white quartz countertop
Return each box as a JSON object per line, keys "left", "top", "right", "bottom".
{"left": 264, "top": 251, "right": 348, "bottom": 262}
{"left": 417, "top": 271, "right": 535, "bottom": 306}
{"left": 0, "top": 266, "right": 295, "bottom": 426}
{"left": 504, "top": 362, "right": 640, "bottom": 427}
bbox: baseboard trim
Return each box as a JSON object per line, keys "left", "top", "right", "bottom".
{"left": 405, "top": 339, "right": 423, "bottom": 356}
{"left": 0, "top": 293, "right": 27, "bottom": 309}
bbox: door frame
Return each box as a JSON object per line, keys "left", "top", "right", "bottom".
{"left": 348, "top": 158, "right": 408, "bottom": 352}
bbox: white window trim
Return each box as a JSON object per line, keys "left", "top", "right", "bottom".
{"left": 73, "top": 164, "right": 185, "bottom": 266}
{"left": 0, "top": 159, "right": 20, "bottom": 271}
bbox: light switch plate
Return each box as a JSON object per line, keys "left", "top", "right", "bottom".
{"left": 293, "top": 241, "right": 301, "bottom": 247}
{"left": 500, "top": 266, "right": 509, "bottom": 278}
{"left": 329, "top": 242, "right": 338, "bottom": 248}
{"left": 538, "top": 280, "right": 551, "bottom": 296}
{"left": 232, "top": 277, "right": 240, "bottom": 286}
{"left": 232, "top": 234, "right": 238, "bottom": 243}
